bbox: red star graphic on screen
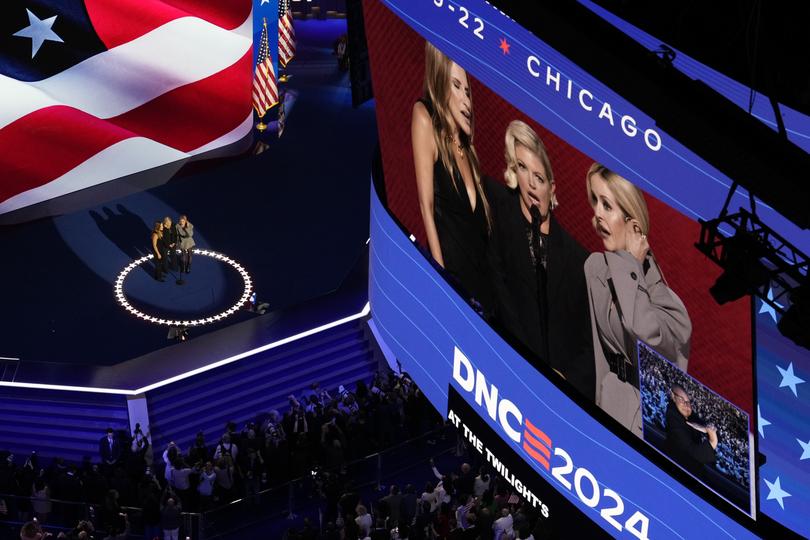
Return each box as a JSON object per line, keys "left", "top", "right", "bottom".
{"left": 499, "top": 37, "right": 511, "bottom": 55}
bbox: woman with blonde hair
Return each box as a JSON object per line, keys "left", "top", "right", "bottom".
{"left": 583, "top": 163, "right": 691, "bottom": 436}
{"left": 411, "top": 41, "right": 495, "bottom": 316}
{"left": 488, "top": 120, "right": 594, "bottom": 400}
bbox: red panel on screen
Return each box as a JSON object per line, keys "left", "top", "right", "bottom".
{"left": 364, "top": 1, "right": 752, "bottom": 415}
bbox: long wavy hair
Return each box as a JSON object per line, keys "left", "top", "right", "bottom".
{"left": 423, "top": 42, "right": 491, "bottom": 231}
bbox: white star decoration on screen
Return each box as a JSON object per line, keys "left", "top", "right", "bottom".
{"left": 757, "top": 404, "right": 771, "bottom": 438}
{"left": 777, "top": 362, "right": 805, "bottom": 397}
{"left": 13, "top": 8, "right": 64, "bottom": 59}
{"left": 764, "top": 477, "right": 792, "bottom": 510}
{"left": 797, "top": 439, "right": 810, "bottom": 461}
{"left": 758, "top": 287, "right": 783, "bottom": 322}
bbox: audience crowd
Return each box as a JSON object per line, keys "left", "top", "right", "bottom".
{"left": 639, "top": 349, "right": 750, "bottom": 488}
{"left": 1, "top": 371, "right": 443, "bottom": 539}
{"left": 282, "top": 454, "right": 553, "bottom": 540}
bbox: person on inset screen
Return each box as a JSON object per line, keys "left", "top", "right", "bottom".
{"left": 583, "top": 163, "right": 691, "bottom": 437}
{"left": 411, "top": 41, "right": 496, "bottom": 318}
{"left": 665, "top": 383, "right": 717, "bottom": 475}
{"left": 175, "top": 214, "right": 195, "bottom": 274}
{"left": 151, "top": 221, "right": 167, "bottom": 282}
{"left": 487, "top": 120, "right": 594, "bottom": 400}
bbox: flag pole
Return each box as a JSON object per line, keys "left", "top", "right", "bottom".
{"left": 255, "top": 17, "right": 270, "bottom": 132}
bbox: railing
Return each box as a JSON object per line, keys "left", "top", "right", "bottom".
{"left": 0, "top": 356, "right": 20, "bottom": 382}
{"left": 0, "top": 425, "right": 456, "bottom": 539}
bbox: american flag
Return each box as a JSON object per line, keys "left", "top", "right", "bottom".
{"left": 0, "top": 1, "right": 253, "bottom": 216}
{"left": 278, "top": 0, "right": 296, "bottom": 67}
{"left": 252, "top": 17, "right": 278, "bottom": 117}
{"left": 755, "top": 292, "right": 810, "bottom": 536}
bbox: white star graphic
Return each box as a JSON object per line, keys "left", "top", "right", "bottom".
{"left": 261, "top": 0, "right": 269, "bottom": 4}
{"left": 777, "top": 362, "right": 805, "bottom": 397}
{"left": 758, "top": 287, "right": 783, "bottom": 322}
{"left": 757, "top": 405, "right": 771, "bottom": 438}
{"left": 764, "top": 476, "right": 791, "bottom": 510}
{"left": 13, "top": 8, "right": 64, "bottom": 59}
{"left": 797, "top": 439, "right": 810, "bottom": 460}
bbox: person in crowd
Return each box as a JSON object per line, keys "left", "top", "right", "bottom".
{"left": 129, "top": 423, "right": 151, "bottom": 470}
{"left": 150, "top": 221, "right": 167, "bottom": 282}
{"left": 492, "top": 507, "right": 514, "bottom": 540}
{"left": 187, "top": 432, "right": 209, "bottom": 465}
{"left": 488, "top": 120, "right": 595, "bottom": 400}
{"left": 665, "top": 384, "right": 718, "bottom": 476}
{"left": 584, "top": 163, "right": 692, "bottom": 436}
{"left": 214, "top": 457, "right": 236, "bottom": 503}
{"left": 380, "top": 484, "right": 403, "bottom": 528}
{"left": 99, "top": 429, "right": 121, "bottom": 471}
{"left": 31, "top": 478, "right": 51, "bottom": 523}
{"left": 355, "top": 504, "right": 373, "bottom": 538}
{"left": 197, "top": 461, "right": 216, "bottom": 511}
{"left": 400, "top": 484, "right": 418, "bottom": 528}
{"left": 102, "top": 512, "right": 129, "bottom": 540}
{"left": 411, "top": 41, "right": 496, "bottom": 318}
{"left": 175, "top": 215, "right": 195, "bottom": 274}
{"left": 242, "top": 447, "right": 264, "bottom": 505}
{"left": 213, "top": 433, "right": 239, "bottom": 462}
{"left": 162, "top": 442, "right": 182, "bottom": 484}
{"left": 161, "top": 216, "right": 178, "bottom": 272}
{"left": 473, "top": 468, "right": 490, "bottom": 499}
{"left": 167, "top": 458, "right": 193, "bottom": 509}
{"left": 160, "top": 494, "right": 181, "bottom": 540}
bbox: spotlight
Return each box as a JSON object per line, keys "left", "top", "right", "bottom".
{"left": 778, "top": 281, "right": 810, "bottom": 350}
{"left": 708, "top": 231, "right": 769, "bottom": 305}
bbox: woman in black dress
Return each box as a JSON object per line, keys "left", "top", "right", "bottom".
{"left": 411, "top": 42, "right": 495, "bottom": 316}
{"left": 151, "top": 221, "right": 167, "bottom": 281}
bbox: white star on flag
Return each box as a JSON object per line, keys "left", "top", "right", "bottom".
{"left": 758, "top": 287, "right": 783, "bottom": 322}
{"left": 777, "top": 362, "right": 805, "bottom": 397}
{"left": 13, "top": 8, "right": 64, "bottom": 59}
{"left": 764, "top": 476, "right": 792, "bottom": 510}
{"left": 758, "top": 405, "right": 771, "bottom": 438}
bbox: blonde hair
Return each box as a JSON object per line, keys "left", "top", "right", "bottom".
{"left": 503, "top": 120, "right": 558, "bottom": 209}
{"left": 586, "top": 163, "right": 649, "bottom": 235}
{"left": 423, "top": 42, "right": 491, "bottom": 231}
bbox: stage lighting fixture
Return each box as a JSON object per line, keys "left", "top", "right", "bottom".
{"left": 708, "top": 230, "right": 769, "bottom": 305}
{"left": 777, "top": 281, "right": 810, "bottom": 350}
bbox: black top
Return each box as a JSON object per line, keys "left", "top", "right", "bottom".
{"left": 152, "top": 232, "right": 167, "bottom": 256}
{"left": 417, "top": 98, "right": 495, "bottom": 315}
{"left": 665, "top": 402, "right": 716, "bottom": 475}
{"left": 487, "top": 180, "right": 595, "bottom": 401}
{"left": 162, "top": 225, "right": 178, "bottom": 249}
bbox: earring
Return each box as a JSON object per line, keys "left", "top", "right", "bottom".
{"left": 551, "top": 194, "right": 559, "bottom": 210}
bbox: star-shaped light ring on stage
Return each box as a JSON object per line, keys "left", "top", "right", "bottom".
{"left": 113, "top": 248, "right": 253, "bottom": 327}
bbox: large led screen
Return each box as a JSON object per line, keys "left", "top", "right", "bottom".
{"left": 363, "top": 0, "right": 803, "bottom": 538}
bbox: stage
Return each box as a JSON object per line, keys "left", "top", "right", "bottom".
{"left": 0, "top": 19, "right": 377, "bottom": 371}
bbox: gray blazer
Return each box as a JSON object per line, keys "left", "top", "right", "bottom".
{"left": 175, "top": 222, "right": 195, "bottom": 251}
{"left": 584, "top": 250, "right": 691, "bottom": 437}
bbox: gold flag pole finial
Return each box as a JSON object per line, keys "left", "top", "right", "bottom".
{"left": 255, "top": 111, "right": 267, "bottom": 132}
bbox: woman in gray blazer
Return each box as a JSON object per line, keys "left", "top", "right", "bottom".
{"left": 175, "top": 215, "right": 195, "bottom": 274}
{"left": 583, "top": 164, "right": 692, "bottom": 437}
